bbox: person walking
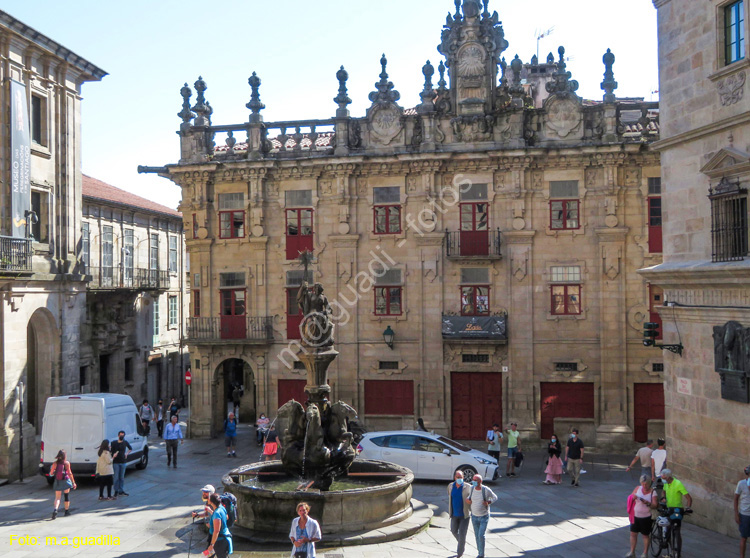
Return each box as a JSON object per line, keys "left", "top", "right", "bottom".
{"left": 164, "top": 414, "right": 184, "bottom": 468}
{"left": 110, "top": 430, "right": 131, "bottom": 496}
{"left": 565, "top": 429, "right": 585, "bottom": 487}
{"left": 627, "top": 439, "right": 654, "bottom": 480}
{"left": 627, "top": 474, "right": 656, "bottom": 558}
{"left": 290, "top": 501, "right": 321, "bottom": 558}
{"left": 155, "top": 399, "right": 165, "bottom": 438}
{"left": 96, "top": 440, "right": 116, "bottom": 500}
{"left": 651, "top": 438, "right": 667, "bottom": 480}
{"left": 206, "top": 492, "right": 234, "bottom": 558}
{"left": 232, "top": 385, "right": 242, "bottom": 418}
{"left": 168, "top": 397, "right": 181, "bottom": 419}
{"left": 263, "top": 424, "right": 280, "bottom": 461}
{"left": 192, "top": 484, "right": 216, "bottom": 532}
{"left": 49, "top": 450, "right": 76, "bottom": 519}
{"left": 224, "top": 412, "right": 238, "bottom": 458}
{"left": 543, "top": 434, "right": 563, "bottom": 485}
{"left": 486, "top": 423, "right": 502, "bottom": 464}
{"left": 256, "top": 413, "right": 270, "bottom": 447}
{"left": 447, "top": 470, "right": 472, "bottom": 558}
{"left": 735, "top": 465, "right": 750, "bottom": 558}
{"left": 505, "top": 422, "right": 521, "bottom": 477}
{"left": 139, "top": 399, "right": 154, "bottom": 436}
{"left": 466, "top": 474, "right": 497, "bottom": 558}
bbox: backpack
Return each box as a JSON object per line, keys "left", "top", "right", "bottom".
{"left": 220, "top": 492, "right": 237, "bottom": 528}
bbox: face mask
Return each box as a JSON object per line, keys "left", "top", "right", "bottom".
{"left": 455, "top": 478, "right": 464, "bottom": 486}
{"left": 471, "top": 481, "right": 478, "bottom": 487}
{"left": 118, "top": 435, "right": 124, "bottom": 440}
{"left": 551, "top": 438, "right": 556, "bottom": 443}
{"left": 569, "top": 433, "right": 575, "bottom": 439}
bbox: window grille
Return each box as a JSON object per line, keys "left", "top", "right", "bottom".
{"left": 554, "top": 362, "right": 578, "bottom": 372}
{"left": 648, "top": 177, "right": 662, "bottom": 196}
{"left": 459, "top": 183, "right": 488, "bottom": 201}
{"left": 379, "top": 361, "right": 399, "bottom": 369}
{"left": 374, "top": 187, "right": 400, "bottom": 203}
{"left": 218, "top": 193, "right": 244, "bottom": 210}
{"left": 550, "top": 180, "right": 579, "bottom": 198}
{"left": 374, "top": 269, "right": 402, "bottom": 285}
{"left": 220, "top": 272, "right": 245, "bottom": 287}
{"left": 462, "top": 354, "right": 490, "bottom": 363}
{"left": 461, "top": 268, "right": 490, "bottom": 284}
{"left": 285, "top": 190, "right": 312, "bottom": 207}
{"left": 551, "top": 266, "right": 581, "bottom": 282}
{"left": 709, "top": 178, "right": 748, "bottom": 262}
{"left": 652, "top": 363, "right": 664, "bottom": 373}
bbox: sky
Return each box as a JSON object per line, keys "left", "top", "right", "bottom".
{"left": 2, "top": 0, "right": 659, "bottom": 210}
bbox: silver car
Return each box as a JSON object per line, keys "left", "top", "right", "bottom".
{"left": 356, "top": 430, "right": 499, "bottom": 481}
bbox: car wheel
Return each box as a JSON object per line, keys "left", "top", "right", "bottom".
{"left": 46, "top": 476, "right": 54, "bottom": 486}
{"left": 456, "top": 465, "right": 477, "bottom": 481}
{"left": 135, "top": 448, "right": 148, "bottom": 470}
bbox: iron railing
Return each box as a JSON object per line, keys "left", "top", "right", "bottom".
{"left": 88, "top": 267, "right": 171, "bottom": 290}
{"left": 186, "top": 316, "right": 274, "bottom": 342}
{"left": 445, "top": 230, "right": 502, "bottom": 259}
{"left": 709, "top": 180, "right": 748, "bottom": 262}
{"left": 0, "top": 236, "right": 32, "bottom": 272}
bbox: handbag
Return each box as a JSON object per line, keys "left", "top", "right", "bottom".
{"left": 294, "top": 552, "right": 307, "bottom": 558}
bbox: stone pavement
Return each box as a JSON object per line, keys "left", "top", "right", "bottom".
{"left": 0, "top": 421, "right": 739, "bottom": 558}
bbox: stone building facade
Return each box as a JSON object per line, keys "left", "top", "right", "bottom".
{"left": 81, "top": 176, "right": 190, "bottom": 409}
{"left": 149, "top": 0, "right": 664, "bottom": 449}
{"left": 644, "top": 0, "right": 750, "bottom": 537}
{"left": 0, "top": 11, "right": 106, "bottom": 481}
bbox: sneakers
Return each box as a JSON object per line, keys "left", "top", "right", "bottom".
{"left": 571, "top": 479, "right": 575, "bottom": 485}
{"left": 640, "top": 553, "right": 648, "bottom": 558}
{"left": 227, "top": 453, "right": 232, "bottom": 458}
{"left": 232, "top": 452, "right": 237, "bottom": 457}
{"left": 51, "top": 510, "right": 57, "bottom": 520}
{"left": 64, "top": 510, "right": 70, "bottom": 516}
{"left": 625, "top": 553, "right": 634, "bottom": 558}
{"left": 120, "top": 491, "right": 129, "bottom": 496}
{"left": 574, "top": 482, "right": 580, "bottom": 487}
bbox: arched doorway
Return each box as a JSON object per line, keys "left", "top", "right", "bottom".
{"left": 26, "top": 309, "right": 60, "bottom": 432}
{"left": 213, "top": 358, "right": 255, "bottom": 433}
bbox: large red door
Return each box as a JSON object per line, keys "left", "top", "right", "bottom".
{"left": 540, "top": 382, "right": 595, "bottom": 440}
{"left": 278, "top": 379, "right": 307, "bottom": 408}
{"left": 459, "top": 203, "right": 489, "bottom": 256}
{"left": 633, "top": 383, "right": 665, "bottom": 442}
{"left": 220, "top": 289, "right": 246, "bottom": 339}
{"left": 451, "top": 372, "right": 502, "bottom": 440}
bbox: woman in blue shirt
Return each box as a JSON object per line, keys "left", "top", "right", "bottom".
{"left": 206, "top": 493, "right": 233, "bottom": 558}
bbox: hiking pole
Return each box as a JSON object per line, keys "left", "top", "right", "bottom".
{"left": 187, "top": 515, "right": 195, "bottom": 558}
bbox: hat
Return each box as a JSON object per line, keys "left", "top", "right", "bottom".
{"left": 201, "top": 484, "right": 215, "bottom": 493}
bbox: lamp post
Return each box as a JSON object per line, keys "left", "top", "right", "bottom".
{"left": 383, "top": 326, "right": 395, "bottom": 350}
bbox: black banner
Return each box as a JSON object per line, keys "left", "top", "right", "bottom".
{"left": 10, "top": 80, "right": 31, "bottom": 238}
{"left": 442, "top": 315, "right": 507, "bottom": 340}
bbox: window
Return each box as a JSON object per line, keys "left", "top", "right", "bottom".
{"left": 192, "top": 289, "right": 200, "bottom": 317}
{"left": 31, "top": 94, "right": 47, "bottom": 146}
{"left": 220, "top": 272, "right": 245, "bottom": 287}
{"left": 30, "top": 190, "right": 49, "bottom": 242}
{"left": 652, "top": 363, "right": 664, "bottom": 373}
{"left": 123, "top": 229, "right": 134, "bottom": 286}
{"left": 709, "top": 179, "right": 748, "bottom": 262}
{"left": 462, "top": 354, "right": 489, "bottom": 363}
{"left": 153, "top": 297, "right": 160, "bottom": 336}
{"left": 379, "top": 361, "right": 399, "bottom": 369}
{"left": 554, "top": 362, "right": 578, "bottom": 372}
{"left": 102, "top": 225, "right": 114, "bottom": 287}
{"left": 169, "top": 236, "right": 178, "bottom": 273}
{"left": 285, "top": 190, "right": 314, "bottom": 259}
{"left": 726, "top": 1, "right": 745, "bottom": 65}
{"left": 550, "top": 266, "right": 582, "bottom": 315}
{"left": 649, "top": 285, "right": 664, "bottom": 340}
{"left": 124, "top": 358, "right": 133, "bottom": 382}
{"left": 293, "top": 361, "right": 306, "bottom": 370}
{"left": 365, "top": 380, "right": 414, "bottom": 415}
{"left": 168, "top": 295, "right": 178, "bottom": 327}
{"left": 81, "top": 223, "right": 90, "bottom": 271}
{"left": 193, "top": 273, "right": 200, "bottom": 288}
{"left": 374, "top": 269, "right": 402, "bottom": 316}
{"left": 220, "top": 211, "right": 245, "bottom": 239}
{"left": 648, "top": 178, "right": 662, "bottom": 253}
{"left": 460, "top": 267, "right": 490, "bottom": 316}
{"left": 373, "top": 187, "right": 401, "bottom": 234}
{"left": 150, "top": 234, "right": 159, "bottom": 270}
{"left": 549, "top": 180, "right": 580, "bottom": 230}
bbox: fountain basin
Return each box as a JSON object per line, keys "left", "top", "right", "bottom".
{"left": 222, "top": 459, "right": 419, "bottom": 541}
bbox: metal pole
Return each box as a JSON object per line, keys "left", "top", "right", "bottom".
{"left": 16, "top": 382, "right": 24, "bottom": 482}
{"left": 187, "top": 383, "right": 191, "bottom": 438}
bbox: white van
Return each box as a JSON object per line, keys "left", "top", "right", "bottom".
{"left": 39, "top": 393, "right": 149, "bottom": 482}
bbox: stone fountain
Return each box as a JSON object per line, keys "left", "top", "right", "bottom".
{"left": 223, "top": 268, "right": 430, "bottom": 545}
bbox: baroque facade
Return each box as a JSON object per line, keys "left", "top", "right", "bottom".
{"left": 0, "top": 11, "right": 106, "bottom": 480}
{"left": 644, "top": 0, "right": 750, "bottom": 537}
{"left": 81, "top": 176, "right": 190, "bottom": 408}
{"left": 147, "top": 0, "right": 663, "bottom": 449}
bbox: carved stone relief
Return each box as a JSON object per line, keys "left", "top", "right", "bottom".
{"left": 545, "top": 98, "right": 582, "bottom": 139}
{"left": 717, "top": 71, "right": 746, "bottom": 106}
{"left": 369, "top": 105, "right": 403, "bottom": 145}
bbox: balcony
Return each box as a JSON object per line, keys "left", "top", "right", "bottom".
{"left": 88, "top": 267, "right": 171, "bottom": 290}
{"left": 0, "top": 236, "right": 32, "bottom": 273}
{"left": 186, "top": 316, "right": 274, "bottom": 343}
{"left": 445, "top": 230, "right": 502, "bottom": 260}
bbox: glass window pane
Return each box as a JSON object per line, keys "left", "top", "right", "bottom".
{"left": 567, "top": 286, "right": 581, "bottom": 314}
{"left": 389, "top": 288, "right": 401, "bottom": 314}
{"left": 461, "top": 286, "right": 474, "bottom": 315}
{"left": 388, "top": 206, "right": 401, "bottom": 233}
{"left": 287, "top": 210, "right": 299, "bottom": 235}
{"left": 374, "top": 206, "right": 386, "bottom": 233}
{"left": 233, "top": 212, "right": 245, "bottom": 237}
{"left": 476, "top": 287, "right": 489, "bottom": 314}
{"left": 300, "top": 210, "right": 313, "bottom": 235}
{"left": 375, "top": 288, "right": 387, "bottom": 314}
{"left": 476, "top": 204, "right": 488, "bottom": 230}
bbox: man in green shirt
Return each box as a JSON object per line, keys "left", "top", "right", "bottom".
{"left": 660, "top": 468, "right": 692, "bottom": 555}
{"left": 505, "top": 422, "right": 521, "bottom": 477}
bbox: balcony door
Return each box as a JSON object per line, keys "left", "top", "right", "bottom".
{"left": 460, "top": 202, "right": 489, "bottom": 256}
{"left": 220, "top": 289, "right": 246, "bottom": 340}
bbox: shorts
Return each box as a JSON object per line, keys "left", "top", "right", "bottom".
{"left": 740, "top": 514, "right": 750, "bottom": 539}
{"left": 263, "top": 442, "right": 278, "bottom": 456}
{"left": 488, "top": 450, "right": 500, "bottom": 461}
{"left": 630, "top": 515, "right": 653, "bottom": 536}
{"left": 507, "top": 447, "right": 518, "bottom": 458}
{"left": 225, "top": 435, "right": 236, "bottom": 448}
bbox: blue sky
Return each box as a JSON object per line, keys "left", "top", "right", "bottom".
{"left": 2, "top": 0, "right": 658, "bottom": 209}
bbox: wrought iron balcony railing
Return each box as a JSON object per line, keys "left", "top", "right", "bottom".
{"left": 88, "top": 267, "right": 171, "bottom": 290}
{"left": 0, "top": 236, "right": 32, "bottom": 273}
{"left": 445, "top": 230, "right": 502, "bottom": 259}
{"left": 186, "top": 316, "right": 274, "bottom": 343}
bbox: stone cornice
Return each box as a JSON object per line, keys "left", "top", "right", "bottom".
{"left": 328, "top": 234, "right": 360, "bottom": 248}
{"left": 639, "top": 260, "right": 750, "bottom": 287}
{"left": 652, "top": 0, "right": 671, "bottom": 8}
{"left": 595, "top": 227, "right": 629, "bottom": 241}
{"left": 503, "top": 230, "right": 536, "bottom": 244}
{"left": 651, "top": 111, "right": 750, "bottom": 151}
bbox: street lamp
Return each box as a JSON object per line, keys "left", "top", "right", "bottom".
{"left": 383, "top": 326, "right": 395, "bottom": 350}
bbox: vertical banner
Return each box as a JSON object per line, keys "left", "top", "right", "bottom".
{"left": 10, "top": 80, "right": 31, "bottom": 238}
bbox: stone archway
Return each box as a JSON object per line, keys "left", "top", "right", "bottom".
{"left": 212, "top": 358, "right": 255, "bottom": 433}
{"left": 26, "top": 308, "right": 60, "bottom": 432}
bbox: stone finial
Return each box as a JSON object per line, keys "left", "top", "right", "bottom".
{"left": 499, "top": 57, "right": 508, "bottom": 87}
{"left": 545, "top": 46, "right": 579, "bottom": 98}
{"left": 246, "top": 72, "right": 265, "bottom": 123}
{"left": 601, "top": 48, "right": 618, "bottom": 104}
{"left": 482, "top": 0, "right": 490, "bottom": 18}
{"left": 509, "top": 55, "right": 525, "bottom": 107}
{"left": 546, "top": 52, "right": 555, "bottom": 65}
{"left": 192, "top": 76, "right": 210, "bottom": 126}
{"left": 454, "top": 0, "right": 462, "bottom": 20}
{"left": 438, "top": 61, "right": 448, "bottom": 91}
{"left": 462, "top": 0, "right": 481, "bottom": 18}
{"left": 418, "top": 60, "right": 437, "bottom": 113}
{"left": 510, "top": 55, "right": 523, "bottom": 86}
{"left": 334, "top": 65, "right": 352, "bottom": 116}
{"left": 178, "top": 83, "right": 195, "bottom": 124}
{"left": 368, "top": 54, "right": 401, "bottom": 106}
{"left": 531, "top": 54, "right": 538, "bottom": 66}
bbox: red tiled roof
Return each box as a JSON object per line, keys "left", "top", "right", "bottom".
{"left": 82, "top": 175, "right": 181, "bottom": 218}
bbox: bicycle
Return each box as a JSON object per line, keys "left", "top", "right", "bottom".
{"left": 650, "top": 505, "right": 693, "bottom": 557}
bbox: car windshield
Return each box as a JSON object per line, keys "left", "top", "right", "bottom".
{"left": 437, "top": 436, "right": 471, "bottom": 452}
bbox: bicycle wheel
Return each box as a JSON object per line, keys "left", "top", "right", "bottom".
{"left": 670, "top": 525, "right": 681, "bottom": 558}
{"left": 650, "top": 523, "right": 664, "bottom": 557}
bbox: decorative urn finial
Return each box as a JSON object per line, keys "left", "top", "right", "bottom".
{"left": 246, "top": 72, "right": 266, "bottom": 122}
{"left": 601, "top": 48, "right": 618, "bottom": 103}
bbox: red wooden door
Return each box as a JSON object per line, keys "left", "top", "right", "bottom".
{"left": 648, "top": 197, "right": 662, "bottom": 253}
{"left": 220, "top": 289, "right": 246, "bottom": 339}
{"left": 633, "top": 383, "right": 665, "bottom": 442}
{"left": 459, "top": 203, "right": 489, "bottom": 256}
{"left": 451, "top": 372, "right": 502, "bottom": 440}
{"left": 286, "top": 209, "right": 314, "bottom": 260}
{"left": 540, "top": 383, "right": 595, "bottom": 439}
{"left": 278, "top": 379, "right": 307, "bottom": 408}
{"left": 286, "top": 288, "right": 302, "bottom": 340}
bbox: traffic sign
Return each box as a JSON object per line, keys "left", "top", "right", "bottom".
{"left": 185, "top": 369, "right": 192, "bottom": 385}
